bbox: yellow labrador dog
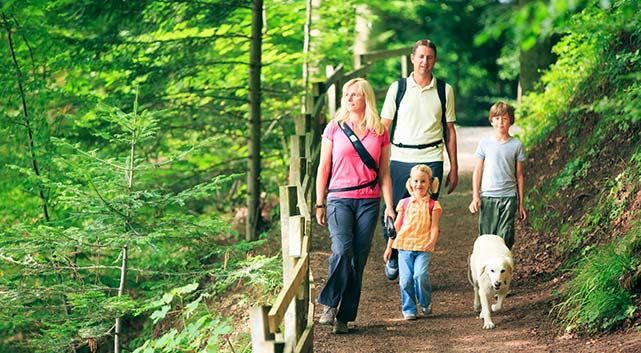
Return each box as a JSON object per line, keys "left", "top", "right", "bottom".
{"left": 468, "top": 234, "right": 514, "bottom": 329}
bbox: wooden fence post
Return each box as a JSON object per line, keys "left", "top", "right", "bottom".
{"left": 279, "top": 186, "right": 301, "bottom": 350}
{"left": 326, "top": 65, "right": 339, "bottom": 119}
{"left": 290, "top": 135, "right": 307, "bottom": 159}
{"left": 289, "top": 157, "right": 307, "bottom": 186}
{"left": 288, "top": 216, "right": 305, "bottom": 258}
{"left": 311, "top": 81, "right": 325, "bottom": 126}
{"left": 251, "top": 305, "right": 285, "bottom": 353}
{"left": 295, "top": 114, "right": 312, "bottom": 136}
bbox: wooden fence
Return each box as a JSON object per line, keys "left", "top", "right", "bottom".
{"left": 250, "top": 46, "right": 412, "bottom": 353}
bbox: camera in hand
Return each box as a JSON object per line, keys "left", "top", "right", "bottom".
{"left": 385, "top": 216, "right": 396, "bottom": 239}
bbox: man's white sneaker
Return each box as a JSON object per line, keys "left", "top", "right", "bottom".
{"left": 319, "top": 306, "right": 336, "bottom": 325}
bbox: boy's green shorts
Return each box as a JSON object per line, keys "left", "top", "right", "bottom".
{"left": 479, "top": 196, "right": 518, "bottom": 249}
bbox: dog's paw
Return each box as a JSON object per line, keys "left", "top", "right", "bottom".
{"left": 482, "top": 320, "right": 496, "bottom": 329}
{"left": 491, "top": 303, "right": 502, "bottom": 312}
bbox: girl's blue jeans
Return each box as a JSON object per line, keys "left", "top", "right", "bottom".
{"left": 317, "top": 198, "right": 380, "bottom": 323}
{"left": 398, "top": 250, "right": 433, "bottom": 316}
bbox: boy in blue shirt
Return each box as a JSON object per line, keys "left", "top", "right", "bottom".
{"left": 469, "top": 101, "right": 527, "bottom": 249}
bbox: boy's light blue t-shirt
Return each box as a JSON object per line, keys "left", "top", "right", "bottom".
{"left": 475, "top": 136, "right": 526, "bottom": 197}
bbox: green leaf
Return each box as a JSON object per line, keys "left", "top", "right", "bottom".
{"left": 151, "top": 305, "right": 171, "bottom": 324}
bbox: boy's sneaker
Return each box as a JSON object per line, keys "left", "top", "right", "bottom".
{"left": 384, "top": 258, "right": 399, "bottom": 280}
{"left": 319, "top": 306, "right": 336, "bottom": 325}
{"left": 333, "top": 320, "right": 348, "bottom": 334}
{"left": 420, "top": 304, "right": 432, "bottom": 316}
{"left": 403, "top": 313, "right": 417, "bottom": 320}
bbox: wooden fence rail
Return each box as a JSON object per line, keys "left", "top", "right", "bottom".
{"left": 250, "top": 46, "right": 412, "bottom": 353}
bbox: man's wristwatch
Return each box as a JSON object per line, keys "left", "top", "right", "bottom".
{"left": 315, "top": 204, "right": 326, "bottom": 209}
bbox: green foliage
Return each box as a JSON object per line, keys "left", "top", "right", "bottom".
{"left": 132, "top": 283, "right": 234, "bottom": 353}
{"left": 520, "top": 0, "right": 641, "bottom": 334}
{"left": 1, "top": 0, "right": 299, "bottom": 350}
{"left": 551, "top": 156, "right": 591, "bottom": 191}
{"left": 129, "top": 248, "right": 281, "bottom": 352}
{"left": 520, "top": 0, "right": 641, "bottom": 147}
{"left": 0, "top": 94, "right": 283, "bottom": 351}
{"left": 213, "top": 254, "right": 282, "bottom": 296}
{"left": 555, "top": 233, "right": 638, "bottom": 333}
{"left": 312, "top": 0, "right": 358, "bottom": 73}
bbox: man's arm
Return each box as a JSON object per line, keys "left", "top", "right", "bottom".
{"left": 382, "top": 118, "right": 392, "bottom": 131}
{"left": 444, "top": 122, "right": 458, "bottom": 193}
{"left": 379, "top": 143, "right": 395, "bottom": 220}
{"left": 380, "top": 81, "right": 398, "bottom": 132}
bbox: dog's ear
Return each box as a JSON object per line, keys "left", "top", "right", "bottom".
{"left": 479, "top": 264, "right": 486, "bottom": 277}
{"left": 505, "top": 256, "right": 514, "bottom": 273}
{"left": 504, "top": 258, "right": 514, "bottom": 282}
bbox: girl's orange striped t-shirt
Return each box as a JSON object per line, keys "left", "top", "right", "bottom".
{"left": 392, "top": 196, "right": 442, "bottom": 251}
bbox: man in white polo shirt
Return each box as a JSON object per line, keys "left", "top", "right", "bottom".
{"left": 380, "top": 39, "right": 459, "bottom": 280}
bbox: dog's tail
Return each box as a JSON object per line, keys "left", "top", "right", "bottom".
{"left": 467, "top": 253, "right": 474, "bottom": 286}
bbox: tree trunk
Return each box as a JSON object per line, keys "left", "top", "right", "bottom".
{"left": 115, "top": 95, "right": 138, "bottom": 352}
{"left": 517, "top": 0, "right": 558, "bottom": 97}
{"left": 2, "top": 12, "right": 50, "bottom": 222}
{"left": 114, "top": 244, "right": 128, "bottom": 353}
{"left": 302, "top": 0, "right": 312, "bottom": 113}
{"left": 519, "top": 35, "right": 557, "bottom": 95}
{"left": 246, "top": 0, "right": 263, "bottom": 241}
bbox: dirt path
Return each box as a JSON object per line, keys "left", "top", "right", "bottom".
{"left": 310, "top": 127, "right": 641, "bottom": 353}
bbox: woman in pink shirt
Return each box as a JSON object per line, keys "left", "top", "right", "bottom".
{"left": 315, "top": 78, "right": 394, "bottom": 334}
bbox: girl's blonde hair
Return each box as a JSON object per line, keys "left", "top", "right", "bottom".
{"left": 333, "top": 78, "right": 385, "bottom": 136}
{"left": 405, "top": 164, "right": 440, "bottom": 196}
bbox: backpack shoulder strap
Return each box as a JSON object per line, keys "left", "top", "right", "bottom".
{"left": 436, "top": 78, "right": 448, "bottom": 144}
{"left": 390, "top": 78, "right": 407, "bottom": 143}
{"left": 338, "top": 122, "right": 378, "bottom": 172}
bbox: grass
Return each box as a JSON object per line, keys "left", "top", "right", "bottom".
{"left": 555, "top": 234, "right": 638, "bottom": 333}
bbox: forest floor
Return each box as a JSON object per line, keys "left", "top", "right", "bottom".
{"left": 309, "top": 126, "right": 641, "bottom": 353}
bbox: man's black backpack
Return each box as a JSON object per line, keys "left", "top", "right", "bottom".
{"left": 389, "top": 78, "right": 449, "bottom": 149}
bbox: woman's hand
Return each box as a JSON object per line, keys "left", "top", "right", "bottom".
{"left": 385, "top": 206, "right": 396, "bottom": 221}
{"left": 316, "top": 207, "right": 326, "bottom": 227}
{"left": 383, "top": 246, "right": 391, "bottom": 262}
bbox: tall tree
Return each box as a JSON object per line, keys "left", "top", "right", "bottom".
{"left": 246, "top": 0, "right": 263, "bottom": 241}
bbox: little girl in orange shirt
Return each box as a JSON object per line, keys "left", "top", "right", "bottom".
{"left": 383, "top": 164, "right": 442, "bottom": 320}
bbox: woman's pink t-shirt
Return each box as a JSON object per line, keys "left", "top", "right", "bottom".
{"left": 323, "top": 120, "right": 389, "bottom": 199}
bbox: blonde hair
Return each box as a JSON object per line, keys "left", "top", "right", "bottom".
{"left": 333, "top": 78, "right": 385, "bottom": 136}
{"left": 489, "top": 101, "right": 515, "bottom": 125}
{"left": 405, "top": 164, "right": 440, "bottom": 196}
